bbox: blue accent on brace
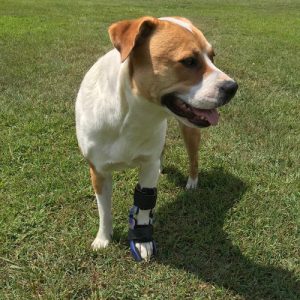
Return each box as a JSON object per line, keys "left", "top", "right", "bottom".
{"left": 129, "top": 240, "right": 142, "bottom": 262}
{"left": 128, "top": 206, "right": 139, "bottom": 230}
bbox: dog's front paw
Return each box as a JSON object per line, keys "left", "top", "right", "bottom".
{"left": 134, "top": 241, "right": 155, "bottom": 262}
{"left": 186, "top": 176, "right": 198, "bottom": 189}
{"left": 91, "top": 235, "right": 111, "bottom": 250}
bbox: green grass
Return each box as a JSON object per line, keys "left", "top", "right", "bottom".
{"left": 1, "top": 0, "right": 299, "bottom": 299}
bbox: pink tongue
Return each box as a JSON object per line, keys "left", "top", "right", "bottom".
{"left": 195, "top": 109, "right": 219, "bottom": 125}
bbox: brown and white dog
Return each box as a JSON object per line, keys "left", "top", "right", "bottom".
{"left": 75, "top": 16, "right": 238, "bottom": 261}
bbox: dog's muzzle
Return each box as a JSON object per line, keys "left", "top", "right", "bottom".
{"left": 161, "top": 93, "right": 219, "bottom": 128}
{"left": 161, "top": 80, "right": 238, "bottom": 128}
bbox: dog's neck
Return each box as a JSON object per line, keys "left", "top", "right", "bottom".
{"left": 118, "top": 57, "right": 168, "bottom": 135}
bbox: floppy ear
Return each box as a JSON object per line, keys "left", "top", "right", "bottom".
{"left": 108, "top": 16, "right": 157, "bottom": 62}
{"left": 208, "top": 47, "right": 216, "bottom": 63}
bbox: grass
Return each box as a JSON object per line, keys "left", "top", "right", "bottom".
{"left": 0, "top": 0, "right": 299, "bottom": 299}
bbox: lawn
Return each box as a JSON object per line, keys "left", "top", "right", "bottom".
{"left": 0, "top": 0, "right": 299, "bottom": 299}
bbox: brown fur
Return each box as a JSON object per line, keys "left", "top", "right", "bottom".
{"left": 130, "top": 19, "right": 215, "bottom": 103}
{"left": 109, "top": 17, "right": 158, "bottom": 62}
{"left": 89, "top": 163, "right": 104, "bottom": 195}
{"left": 109, "top": 16, "right": 216, "bottom": 104}
{"left": 130, "top": 19, "right": 212, "bottom": 180}
{"left": 179, "top": 122, "right": 201, "bottom": 180}
{"left": 109, "top": 17, "right": 218, "bottom": 187}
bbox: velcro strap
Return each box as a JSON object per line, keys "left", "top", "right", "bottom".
{"left": 128, "top": 225, "right": 153, "bottom": 242}
{"left": 134, "top": 184, "right": 157, "bottom": 210}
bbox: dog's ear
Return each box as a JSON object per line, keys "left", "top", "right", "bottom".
{"left": 208, "top": 47, "right": 216, "bottom": 63}
{"left": 109, "top": 17, "right": 157, "bottom": 62}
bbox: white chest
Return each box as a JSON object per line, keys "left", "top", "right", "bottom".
{"left": 100, "top": 118, "right": 167, "bottom": 172}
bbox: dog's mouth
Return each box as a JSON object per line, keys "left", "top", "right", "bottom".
{"left": 161, "top": 93, "right": 219, "bottom": 128}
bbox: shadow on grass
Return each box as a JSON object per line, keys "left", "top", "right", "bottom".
{"left": 155, "top": 167, "right": 299, "bottom": 299}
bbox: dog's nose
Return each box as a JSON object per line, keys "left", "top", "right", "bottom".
{"left": 219, "top": 80, "right": 238, "bottom": 105}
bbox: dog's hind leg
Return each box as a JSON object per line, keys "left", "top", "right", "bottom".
{"left": 89, "top": 164, "right": 113, "bottom": 249}
{"left": 179, "top": 122, "right": 200, "bottom": 189}
{"left": 128, "top": 159, "right": 160, "bottom": 261}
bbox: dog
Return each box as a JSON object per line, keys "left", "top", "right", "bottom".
{"left": 75, "top": 16, "right": 238, "bottom": 261}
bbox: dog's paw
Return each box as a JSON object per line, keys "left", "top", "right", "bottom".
{"left": 134, "top": 242, "right": 154, "bottom": 261}
{"left": 186, "top": 176, "right": 198, "bottom": 189}
{"left": 91, "top": 236, "right": 111, "bottom": 250}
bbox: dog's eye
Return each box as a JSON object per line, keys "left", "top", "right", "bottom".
{"left": 180, "top": 57, "right": 198, "bottom": 68}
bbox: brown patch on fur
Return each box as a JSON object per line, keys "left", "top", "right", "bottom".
{"left": 89, "top": 163, "right": 104, "bottom": 195}
{"left": 109, "top": 16, "right": 158, "bottom": 62}
{"left": 179, "top": 122, "right": 200, "bottom": 180}
{"left": 129, "top": 18, "right": 214, "bottom": 102}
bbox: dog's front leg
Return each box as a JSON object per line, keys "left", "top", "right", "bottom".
{"left": 129, "top": 159, "right": 160, "bottom": 261}
{"left": 89, "top": 165, "right": 113, "bottom": 250}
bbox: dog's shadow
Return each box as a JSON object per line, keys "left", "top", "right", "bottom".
{"left": 155, "top": 167, "right": 299, "bottom": 299}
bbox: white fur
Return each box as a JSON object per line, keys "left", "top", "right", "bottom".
{"left": 162, "top": 54, "right": 235, "bottom": 128}
{"left": 76, "top": 24, "right": 234, "bottom": 261}
{"left": 186, "top": 176, "right": 198, "bottom": 190}
{"left": 178, "top": 55, "right": 234, "bottom": 110}
{"left": 159, "top": 17, "right": 192, "bottom": 32}
{"left": 76, "top": 49, "right": 167, "bottom": 261}
{"left": 76, "top": 50, "right": 167, "bottom": 173}
{"left": 91, "top": 176, "right": 113, "bottom": 250}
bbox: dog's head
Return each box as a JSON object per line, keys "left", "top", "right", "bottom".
{"left": 109, "top": 16, "right": 238, "bottom": 128}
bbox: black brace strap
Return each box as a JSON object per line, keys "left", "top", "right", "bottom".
{"left": 128, "top": 225, "right": 154, "bottom": 242}
{"left": 134, "top": 184, "right": 157, "bottom": 210}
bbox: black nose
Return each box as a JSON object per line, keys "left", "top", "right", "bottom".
{"left": 219, "top": 80, "right": 238, "bottom": 105}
